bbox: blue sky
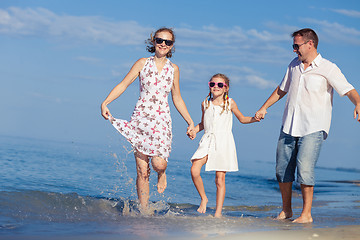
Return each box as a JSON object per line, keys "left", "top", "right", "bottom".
{"left": 1, "top": 0, "right": 359, "bottom": 169}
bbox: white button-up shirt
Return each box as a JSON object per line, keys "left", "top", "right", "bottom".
{"left": 279, "top": 54, "right": 354, "bottom": 139}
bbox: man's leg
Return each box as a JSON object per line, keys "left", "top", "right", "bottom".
{"left": 293, "top": 184, "right": 314, "bottom": 223}
{"left": 276, "top": 182, "right": 293, "bottom": 219}
{"left": 275, "top": 129, "right": 297, "bottom": 220}
{"left": 294, "top": 131, "right": 324, "bottom": 223}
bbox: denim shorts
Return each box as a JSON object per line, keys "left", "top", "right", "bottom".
{"left": 276, "top": 129, "right": 324, "bottom": 186}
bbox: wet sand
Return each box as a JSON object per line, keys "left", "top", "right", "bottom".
{"left": 1, "top": 225, "right": 359, "bottom": 240}
{"left": 216, "top": 225, "right": 360, "bottom": 240}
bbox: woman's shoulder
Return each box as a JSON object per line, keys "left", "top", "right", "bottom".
{"left": 132, "top": 58, "right": 148, "bottom": 70}
{"left": 170, "top": 61, "right": 179, "bottom": 71}
{"left": 137, "top": 57, "right": 148, "bottom": 64}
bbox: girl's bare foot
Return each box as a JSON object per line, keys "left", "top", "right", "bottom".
{"left": 197, "top": 198, "right": 208, "bottom": 213}
{"left": 275, "top": 210, "right": 293, "bottom": 220}
{"left": 157, "top": 172, "right": 167, "bottom": 193}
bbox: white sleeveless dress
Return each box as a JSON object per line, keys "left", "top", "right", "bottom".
{"left": 191, "top": 99, "right": 238, "bottom": 172}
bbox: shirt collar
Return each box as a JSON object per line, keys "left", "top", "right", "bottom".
{"left": 311, "top": 53, "right": 322, "bottom": 67}
{"left": 296, "top": 53, "right": 322, "bottom": 68}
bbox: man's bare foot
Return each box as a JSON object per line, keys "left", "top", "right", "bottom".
{"left": 274, "top": 210, "right": 293, "bottom": 220}
{"left": 157, "top": 172, "right": 167, "bottom": 193}
{"left": 197, "top": 198, "right": 208, "bottom": 213}
{"left": 214, "top": 212, "right": 222, "bottom": 218}
{"left": 292, "top": 215, "right": 313, "bottom": 223}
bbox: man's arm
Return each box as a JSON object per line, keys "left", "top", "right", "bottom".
{"left": 345, "top": 89, "right": 360, "bottom": 122}
{"left": 255, "top": 86, "right": 287, "bottom": 120}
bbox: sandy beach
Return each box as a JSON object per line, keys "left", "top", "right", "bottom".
{"left": 1, "top": 225, "right": 360, "bottom": 240}
{"left": 217, "top": 225, "right": 360, "bottom": 240}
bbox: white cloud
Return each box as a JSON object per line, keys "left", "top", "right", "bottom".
{"left": 302, "top": 18, "right": 360, "bottom": 45}
{"left": 330, "top": 9, "right": 360, "bottom": 18}
{"left": 0, "top": 7, "right": 150, "bottom": 45}
{"left": 0, "top": 7, "right": 292, "bottom": 56}
{"left": 179, "top": 62, "right": 277, "bottom": 89}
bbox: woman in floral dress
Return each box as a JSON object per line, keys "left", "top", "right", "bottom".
{"left": 101, "top": 27, "right": 194, "bottom": 212}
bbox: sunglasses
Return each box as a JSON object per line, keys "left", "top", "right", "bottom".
{"left": 154, "top": 37, "right": 174, "bottom": 46}
{"left": 209, "top": 82, "right": 227, "bottom": 88}
{"left": 292, "top": 41, "right": 309, "bottom": 51}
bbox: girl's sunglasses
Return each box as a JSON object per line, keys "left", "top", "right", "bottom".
{"left": 154, "top": 37, "right": 174, "bottom": 46}
{"left": 209, "top": 82, "right": 227, "bottom": 88}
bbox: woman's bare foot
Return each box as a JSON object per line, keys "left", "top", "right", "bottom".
{"left": 274, "top": 210, "right": 293, "bottom": 220}
{"left": 197, "top": 198, "right": 208, "bottom": 213}
{"left": 157, "top": 172, "right": 167, "bottom": 193}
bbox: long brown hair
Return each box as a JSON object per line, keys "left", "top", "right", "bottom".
{"left": 146, "top": 27, "right": 175, "bottom": 58}
{"left": 205, "top": 73, "right": 230, "bottom": 114}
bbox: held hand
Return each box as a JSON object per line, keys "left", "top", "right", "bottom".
{"left": 101, "top": 104, "right": 112, "bottom": 120}
{"left": 252, "top": 116, "right": 261, "bottom": 122}
{"left": 187, "top": 130, "right": 196, "bottom": 140}
{"left": 354, "top": 105, "right": 360, "bottom": 122}
{"left": 255, "top": 108, "right": 267, "bottom": 121}
{"left": 186, "top": 123, "right": 196, "bottom": 140}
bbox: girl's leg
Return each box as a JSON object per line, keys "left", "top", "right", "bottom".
{"left": 151, "top": 156, "right": 168, "bottom": 193}
{"left": 214, "top": 171, "right": 226, "bottom": 218}
{"left": 134, "top": 151, "right": 150, "bottom": 212}
{"left": 190, "top": 156, "right": 208, "bottom": 213}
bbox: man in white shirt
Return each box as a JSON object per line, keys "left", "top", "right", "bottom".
{"left": 255, "top": 28, "right": 360, "bottom": 223}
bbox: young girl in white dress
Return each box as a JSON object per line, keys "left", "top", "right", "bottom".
{"left": 189, "top": 73, "right": 258, "bottom": 217}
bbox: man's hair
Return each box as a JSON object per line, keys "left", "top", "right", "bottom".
{"left": 292, "top": 28, "right": 319, "bottom": 49}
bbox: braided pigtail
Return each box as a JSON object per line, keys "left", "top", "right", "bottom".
{"left": 205, "top": 91, "right": 212, "bottom": 110}
{"left": 220, "top": 91, "right": 230, "bottom": 114}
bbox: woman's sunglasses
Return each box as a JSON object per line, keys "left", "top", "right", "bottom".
{"left": 154, "top": 37, "right": 174, "bottom": 46}
{"left": 209, "top": 82, "right": 227, "bottom": 88}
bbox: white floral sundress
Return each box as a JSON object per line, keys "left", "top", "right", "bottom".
{"left": 110, "top": 56, "right": 174, "bottom": 160}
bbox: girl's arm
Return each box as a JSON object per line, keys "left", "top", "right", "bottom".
{"left": 171, "top": 64, "right": 194, "bottom": 131}
{"left": 231, "top": 99, "right": 259, "bottom": 124}
{"left": 101, "top": 58, "right": 146, "bottom": 119}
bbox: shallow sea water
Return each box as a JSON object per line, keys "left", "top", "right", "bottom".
{"left": 0, "top": 135, "right": 359, "bottom": 239}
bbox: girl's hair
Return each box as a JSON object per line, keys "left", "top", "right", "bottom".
{"left": 205, "top": 73, "right": 230, "bottom": 114}
{"left": 146, "top": 27, "right": 175, "bottom": 58}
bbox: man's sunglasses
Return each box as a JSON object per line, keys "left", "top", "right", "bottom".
{"left": 292, "top": 41, "right": 309, "bottom": 51}
{"left": 154, "top": 38, "right": 174, "bottom": 46}
{"left": 209, "top": 82, "right": 227, "bottom": 88}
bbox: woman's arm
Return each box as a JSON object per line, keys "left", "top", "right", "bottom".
{"left": 101, "top": 58, "right": 146, "bottom": 119}
{"left": 190, "top": 102, "right": 205, "bottom": 140}
{"left": 171, "top": 64, "right": 194, "bottom": 130}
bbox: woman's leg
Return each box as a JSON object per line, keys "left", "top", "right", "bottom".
{"left": 134, "top": 151, "right": 150, "bottom": 211}
{"left": 190, "top": 156, "right": 208, "bottom": 213}
{"left": 214, "top": 171, "right": 226, "bottom": 218}
{"left": 151, "top": 156, "right": 168, "bottom": 193}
